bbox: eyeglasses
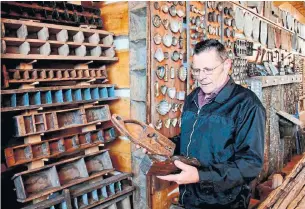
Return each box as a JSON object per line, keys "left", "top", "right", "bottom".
{"left": 191, "top": 60, "right": 226, "bottom": 75}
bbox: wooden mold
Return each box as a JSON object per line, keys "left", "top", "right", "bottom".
{"left": 140, "top": 154, "right": 201, "bottom": 176}
{"left": 1, "top": 18, "right": 116, "bottom": 61}
{"left": 12, "top": 149, "right": 114, "bottom": 202}
{"left": 5, "top": 141, "right": 49, "bottom": 167}
{"left": 13, "top": 105, "right": 111, "bottom": 137}
{"left": 1, "top": 1, "right": 102, "bottom": 28}
{"left": 111, "top": 114, "right": 201, "bottom": 175}
{"left": 70, "top": 172, "right": 134, "bottom": 209}
{"left": 2, "top": 37, "right": 115, "bottom": 57}
{"left": 2, "top": 66, "right": 108, "bottom": 88}
{"left": 1, "top": 85, "right": 117, "bottom": 112}
{"left": 111, "top": 114, "right": 176, "bottom": 156}
{"left": 5, "top": 126, "right": 117, "bottom": 167}
{"left": 21, "top": 189, "right": 72, "bottom": 209}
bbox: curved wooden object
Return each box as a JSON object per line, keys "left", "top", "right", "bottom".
{"left": 111, "top": 114, "right": 201, "bottom": 176}
{"left": 140, "top": 155, "right": 201, "bottom": 176}
{"left": 111, "top": 114, "right": 176, "bottom": 156}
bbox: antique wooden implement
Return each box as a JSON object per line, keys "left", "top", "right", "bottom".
{"left": 111, "top": 114, "right": 201, "bottom": 176}
{"left": 111, "top": 114, "right": 175, "bottom": 156}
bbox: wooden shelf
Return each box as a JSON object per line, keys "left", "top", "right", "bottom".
{"left": 1, "top": 97, "right": 119, "bottom": 112}
{"left": 250, "top": 75, "right": 302, "bottom": 87}
{"left": 13, "top": 105, "right": 111, "bottom": 137}
{"left": 2, "top": 67, "right": 108, "bottom": 87}
{"left": 1, "top": 18, "right": 112, "bottom": 37}
{"left": 5, "top": 127, "right": 116, "bottom": 167}
{"left": 82, "top": 187, "right": 134, "bottom": 209}
{"left": 231, "top": 1, "right": 305, "bottom": 41}
{"left": 1, "top": 53, "right": 118, "bottom": 62}
{"left": 2, "top": 37, "right": 114, "bottom": 49}
{"left": 2, "top": 1, "right": 101, "bottom": 20}
{"left": 1, "top": 84, "right": 118, "bottom": 112}
{"left": 1, "top": 84, "right": 115, "bottom": 94}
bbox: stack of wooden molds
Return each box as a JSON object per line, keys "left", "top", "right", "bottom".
{"left": 1, "top": 4, "right": 133, "bottom": 209}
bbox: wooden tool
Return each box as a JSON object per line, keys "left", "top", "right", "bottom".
{"left": 111, "top": 114, "right": 201, "bottom": 176}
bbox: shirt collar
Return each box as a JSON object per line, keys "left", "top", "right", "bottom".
{"left": 191, "top": 76, "right": 236, "bottom": 104}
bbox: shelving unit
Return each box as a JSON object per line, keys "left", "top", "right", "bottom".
{"left": 1, "top": 4, "right": 133, "bottom": 208}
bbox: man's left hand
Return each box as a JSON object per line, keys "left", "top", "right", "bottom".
{"left": 157, "top": 160, "right": 199, "bottom": 185}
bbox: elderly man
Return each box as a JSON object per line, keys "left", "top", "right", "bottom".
{"left": 155, "top": 39, "right": 266, "bottom": 209}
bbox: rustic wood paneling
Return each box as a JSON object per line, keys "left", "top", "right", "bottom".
{"left": 274, "top": 1, "right": 305, "bottom": 24}
{"left": 99, "top": 2, "right": 129, "bottom": 36}
{"left": 107, "top": 139, "right": 132, "bottom": 173}
{"left": 108, "top": 98, "right": 132, "bottom": 173}
{"left": 109, "top": 98, "right": 130, "bottom": 119}
{"left": 107, "top": 50, "right": 130, "bottom": 88}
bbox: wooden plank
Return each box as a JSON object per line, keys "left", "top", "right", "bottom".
{"left": 106, "top": 133, "right": 131, "bottom": 173}
{"left": 70, "top": 173, "right": 131, "bottom": 197}
{"left": 1, "top": 54, "right": 118, "bottom": 61}
{"left": 27, "top": 160, "right": 45, "bottom": 170}
{"left": 106, "top": 137, "right": 131, "bottom": 154}
{"left": 99, "top": 2, "right": 129, "bottom": 36}
{"left": 1, "top": 84, "right": 115, "bottom": 94}
{"left": 107, "top": 50, "right": 130, "bottom": 88}
{"left": 258, "top": 155, "right": 305, "bottom": 209}
{"left": 149, "top": 1, "right": 186, "bottom": 139}
{"left": 275, "top": 2, "right": 305, "bottom": 24}
{"left": 14, "top": 105, "right": 111, "bottom": 137}
{"left": 18, "top": 169, "right": 114, "bottom": 203}
{"left": 109, "top": 152, "right": 131, "bottom": 173}
{"left": 84, "top": 146, "right": 99, "bottom": 155}
{"left": 287, "top": 186, "right": 305, "bottom": 209}
{"left": 2, "top": 97, "right": 119, "bottom": 113}
{"left": 21, "top": 189, "right": 71, "bottom": 209}
{"left": 2, "top": 64, "right": 10, "bottom": 88}
{"left": 80, "top": 187, "right": 134, "bottom": 209}
{"left": 2, "top": 37, "right": 114, "bottom": 49}
{"left": 276, "top": 110, "right": 302, "bottom": 126}
{"left": 109, "top": 98, "right": 130, "bottom": 119}
{"left": 90, "top": 192, "right": 132, "bottom": 209}
{"left": 1, "top": 18, "right": 113, "bottom": 36}
{"left": 3, "top": 1, "right": 101, "bottom": 20}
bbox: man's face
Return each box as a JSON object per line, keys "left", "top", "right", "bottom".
{"left": 192, "top": 49, "right": 231, "bottom": 94}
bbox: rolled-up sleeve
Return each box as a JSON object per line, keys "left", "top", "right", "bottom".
{"left": 198, "top": 105, "right": 266, "bottom": 192}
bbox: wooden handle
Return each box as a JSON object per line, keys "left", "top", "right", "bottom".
{"left": 111, "top": 114, "right": 175, "bottom": 156}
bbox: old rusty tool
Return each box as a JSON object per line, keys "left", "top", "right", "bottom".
{"left": 260, "top": 48, "right": 266, "bottom": 64}
{"left": 111, "top": 114, "right": 201, "bottom": 176}
{"left": 267, "top": 51, "right": 274, "bottom": 62}
{"left": 254, "top": 46, "right": 262, "bottom": 64}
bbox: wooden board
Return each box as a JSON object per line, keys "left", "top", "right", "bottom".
{"left": 99, "top": 2, "right": 129, "bottom": 36}
{"left": 13, "top": 150, "right": 114, "bottom": 203}
{"left": 21, "top": 189, "right": 72, "bottom": 209}
{"left": 150, "top": 1, "right": 186, "bottom": 139}
{"left": 258, "top": 155, "right": 305, "bottom": 209}
{"left": 108, "top": 97, "right": 131, "bottom": 173}
{"left": 1, "top": 54, "right": 118, "bottom": 62}
{"left": 13, "top": 105, "right": 111, "bottom": 137}
{"left": 109, "top": 98, "right": 131, "bottom": 119}
{"left": 1, "top": 18, "right": 113, "bottom": 37}
{"left": 187, "top": 1, "right": 206, "bottom": 94}
{"left": 107, "top": 50, "right": 130, "bottom": 88}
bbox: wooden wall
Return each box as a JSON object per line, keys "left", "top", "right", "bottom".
{"left": 274, "top": 2, "right": 305, "bottom": 24}
{"left": 96, "top": 1, "right": 132, "bottom": 173}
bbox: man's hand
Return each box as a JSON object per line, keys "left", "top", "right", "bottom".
{"left": 157, "top": 160, "right": 199, "bottom": 185}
